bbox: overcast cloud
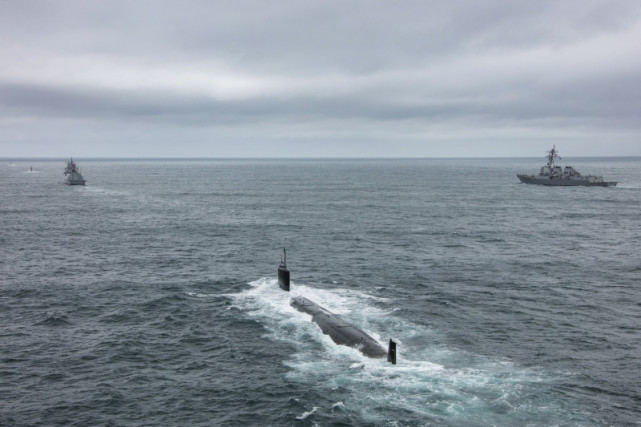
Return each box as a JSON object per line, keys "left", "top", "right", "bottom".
{"left": 1, "top": 0, "right": 640, "bottom": 157}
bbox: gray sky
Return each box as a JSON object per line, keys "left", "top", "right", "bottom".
{"left": 1, "top": 0, "right": 640, "bottom": 158}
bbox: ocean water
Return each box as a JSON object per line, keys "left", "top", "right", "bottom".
{"left": 1, "top": 157, "right": 640, "bottom": 426}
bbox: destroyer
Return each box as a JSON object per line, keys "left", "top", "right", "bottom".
{"left": 517, "top": 146, "right": 616, "bottom": 187}
{"left": 64, "top": 158, "right": 86, "bottom": 186}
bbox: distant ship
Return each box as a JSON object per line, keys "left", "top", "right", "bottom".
{"left": 64, "top": 158, "right": 86, "bottom": 186}
{"left": 517, "top": 146, "right": 616, "bottom": 187}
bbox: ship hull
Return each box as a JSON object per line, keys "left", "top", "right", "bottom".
{"left": 290, "top": 296, "right": 387, "bottom": 358}
{"left": 517, "top": 174, "right": 616, "bottom": 187}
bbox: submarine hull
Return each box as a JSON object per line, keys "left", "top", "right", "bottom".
{"left": 291, "top": 296, "right": 387, "bottom": 358}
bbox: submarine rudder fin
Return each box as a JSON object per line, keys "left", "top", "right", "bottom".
{"left": 278, "top": 247, "right": 290, "bottom": 291}
{"left": 387, "top": 339, "right": 397, "bottom": 365}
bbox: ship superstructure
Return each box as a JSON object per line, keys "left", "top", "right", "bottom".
{"left": 64, "top": 158, "right": 86, "bottom": 186}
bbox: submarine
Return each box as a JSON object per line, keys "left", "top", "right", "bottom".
{"left": 278, "top": 249, "right": 397, "bottom": 364}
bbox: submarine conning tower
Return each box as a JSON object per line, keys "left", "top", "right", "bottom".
{"left": 278, "top": 248, "right": 290, "bottom": 291}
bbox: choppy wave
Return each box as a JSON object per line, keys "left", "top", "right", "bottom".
{"left": 227, "top": 278, "right": 589, "bottom": 425}
{"left": 2, "top": 158, "right": 639, "bottom": 426}
{"left": 34, "top": 314, "right": 72, "bottom": 327}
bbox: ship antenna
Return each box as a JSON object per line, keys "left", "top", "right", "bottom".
{"left": 547, "top": 145, "right": 557, "bottom": 167}
{"left": 283, "top": 248, "right": 286, "bottom": 267}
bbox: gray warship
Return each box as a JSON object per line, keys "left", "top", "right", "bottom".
{"left": 517, "top": 146, "right": 616, "bottom": 187}
{"left": 64, "top": 158, "right": 86, "bottom": 186}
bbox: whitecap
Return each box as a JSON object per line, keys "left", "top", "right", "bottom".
{"left": 296, "top": 406, "right": 318, "bottom": 420}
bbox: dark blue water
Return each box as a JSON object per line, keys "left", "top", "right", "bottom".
{"left": 1, "top": 158, "right": 640, "bottom": 426}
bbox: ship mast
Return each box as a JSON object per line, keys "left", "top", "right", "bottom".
{"left": 546, "top": 145, "right": 560, "bottom": 168}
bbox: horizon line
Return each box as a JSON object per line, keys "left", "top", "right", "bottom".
{"left": 3, "top": 155, "right": 640, "bottom": 161}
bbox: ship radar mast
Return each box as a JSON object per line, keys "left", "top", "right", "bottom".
{"left": 546, "top": 145, "right": 561, "bottom": 167}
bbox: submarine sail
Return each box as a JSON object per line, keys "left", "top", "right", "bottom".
{"left": 278, "top": 248, "right": 290, "bottom": 291}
